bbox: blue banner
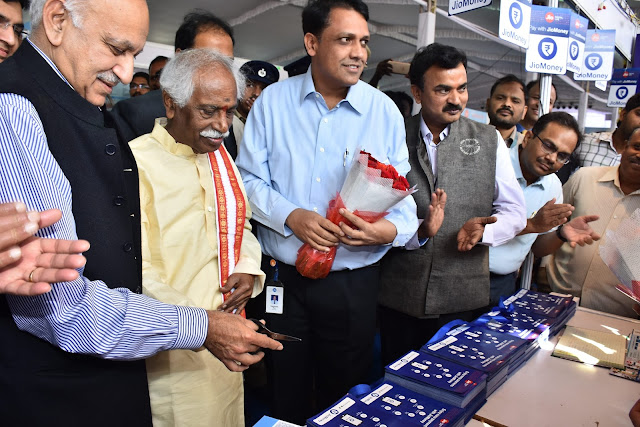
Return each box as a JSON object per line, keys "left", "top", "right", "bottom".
{"left": 608, "top": 68, "right": 640, "bottom": 107}
{"left": 525, "top": 6, "right": 571, "bottom": 75}
{"left": 575, "top": 29, "right": 616, "bottom": 81}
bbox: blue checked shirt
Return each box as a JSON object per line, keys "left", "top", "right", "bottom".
{"left": 0, "top": 40, "right": 208, "bottom": 360}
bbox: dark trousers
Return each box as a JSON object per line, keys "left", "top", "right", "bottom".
{"left": 470, "top": 271, "right": 519, "bottom": 316}
{"left": 489, "top": 271, "right": 518, "bottom": 306}
{"left": 379, "top": 305, "right": 477, "bottom": 367}
{"left": 247, "top": 259, "right": 380, "bottom": 425}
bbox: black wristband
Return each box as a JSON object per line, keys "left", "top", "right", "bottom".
{"left": 556, "top": 224, "right": 568, "bottom": 243}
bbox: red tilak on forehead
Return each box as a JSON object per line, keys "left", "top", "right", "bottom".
{"left": 219, "top": 106, "right": 229, "bottom": 114}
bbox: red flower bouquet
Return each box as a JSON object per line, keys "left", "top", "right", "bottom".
{"left": 295, "top": 150, "right": 416, "bottom": 279}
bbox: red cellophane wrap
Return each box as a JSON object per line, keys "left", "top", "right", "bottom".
{"left": 295, "top": 151, "right": 416, "bottom": 279}
{"left": 599, "top": 209, "right": 640, "bottom": 304}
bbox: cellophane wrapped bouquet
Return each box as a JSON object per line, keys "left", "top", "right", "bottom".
{"left": 295, "top": 150, "right": 417, "bottom": 279}
{"left": 599, "top": 209, "right": 640, "bottom": 303}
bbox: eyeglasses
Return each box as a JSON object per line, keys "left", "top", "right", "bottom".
{"left": 129, "top": 83, "right": 150, "bottom": 90}
{"left": 0, "top": 18, "right": 27, "bottom": 41}
{"left": 532, "top": 133, "right": 572, "bottom": 164}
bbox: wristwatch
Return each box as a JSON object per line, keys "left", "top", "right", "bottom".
{"left": 556, "top": 224, "right": 568, "bottom": 243}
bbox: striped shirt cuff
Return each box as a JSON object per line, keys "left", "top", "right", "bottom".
{"left": 172, "top": 306, "right": 208, "bottom": 350}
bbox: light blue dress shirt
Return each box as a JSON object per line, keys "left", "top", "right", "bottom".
{"left": 236, "top": 67, "right": 419, "bottom": 270}
{"left": 0, "top": 40, "right": 208, "bottom": 359}
{"left": 489, "top": 145, "right": 563, "bottom": 275}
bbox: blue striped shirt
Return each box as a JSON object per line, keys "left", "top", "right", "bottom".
{"left": 0, "top": 43, "right": 208, "bottom": 360}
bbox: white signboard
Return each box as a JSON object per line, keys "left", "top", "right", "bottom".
{"left": 449, "top": 0, "right": 492, "bottom": 15}
{"left": 608, "top": 68, "right": 640, "bottom": 107}
{"left": 499, "top": 0, "right": 532, "bottom": 48}
{"left": 525, "top": 6, "right": 571, "bottom": 75}
{"left": 566, "top": 13, "right": 588, "bottom": 74}
{"left": 575, "top": 30, "right": 616, "bottom": 81}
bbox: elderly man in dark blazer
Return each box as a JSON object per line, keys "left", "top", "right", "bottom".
{"left": 0, "top": 1, "right": 279, "bottom": 425}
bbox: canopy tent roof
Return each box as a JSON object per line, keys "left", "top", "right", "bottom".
{"left": 145, "top": 0, "right": 638, "bottom": 112}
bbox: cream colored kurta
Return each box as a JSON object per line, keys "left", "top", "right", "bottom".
{"left": 548, "top": 166, "right": 640, "bottom": 318}
{"left": 130, "top": 119, "right": 265, "bottom": 427}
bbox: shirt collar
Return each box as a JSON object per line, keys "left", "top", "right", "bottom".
{"left": 27, "top": 39, "right": 75, "bottom": 91}
{"left": 511, "top": 143, "right": 546, "bottom": 189}
{"left": 234, "top": 109, "right": 246, "bottom": 124}
{"left": 506, "top": 128, "right": 519, "bottom": 147}
{"left": 595, "top": 131, "right": 613, "bottom": 144}
{"left": 602, "top": 165, "right": 640, "bottom": 195}
{"left": 598, "top": 165, "right": 622, "bottom": 190}
{"left": 151, "top": 118, "right": 199, "bottom": 158}
{"left": 300, "top": 65, "right": 364, "bottom": 114}
{"left": 419, "top": 114, "right": 449, "bottom": 146}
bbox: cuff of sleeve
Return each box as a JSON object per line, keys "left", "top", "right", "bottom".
{"left": 405, "top": 233, "right": 429, "bottom": 250}
{"left": 271, "top": 198, "right": 299, "bottom": 237}
{"left": 404, "top": 219, "right": 429, "bottom": 250}
{"left": 481, "top": 223, "right": 495, "bottom": 247}
{"left": 386, "top": 204, "right": 419, "bottom": 247}
{"left": 251, "top": 276, "right": 265, "bottom": 298}
{"left": 233, "top": 260, "right": 266, "bottom": 298}
{"left": 390, "top": 222, "right": 418, "bottom": 247}
{"left": 173, "top": 306, "right": 208, "bottom": 350}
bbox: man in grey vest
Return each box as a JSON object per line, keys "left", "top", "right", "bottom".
{"left": 378, "top": 43, "right": 527, "bottom": 365}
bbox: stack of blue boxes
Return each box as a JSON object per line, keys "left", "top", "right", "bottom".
{"left": 306, "top": 290, "right": 576, "bottom": 427}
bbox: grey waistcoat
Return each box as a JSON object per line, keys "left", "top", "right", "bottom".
{"left": 379, "top": 114, "right": 497, "bottom": 318}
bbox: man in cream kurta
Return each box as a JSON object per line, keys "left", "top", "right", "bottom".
{"left": 129, "top": 49, "right": 265, "bottom": 426}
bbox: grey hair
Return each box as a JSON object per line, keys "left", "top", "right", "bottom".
{"left": 160, "top": 49, "right": 245, "bottom": 109}
{"left": 627, "top": 127, "right": 640, "bottom": 143}
{"left": 30, "top": 0, "right": 86, "bottom": 30}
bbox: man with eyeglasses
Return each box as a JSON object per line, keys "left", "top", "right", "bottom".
{"left": 0, "top": 0, "right": 28, "bottom": 62}
{"left": 129, "top": 71, "right": 150, "bottom": 98}
{"left": 489, "top": 112, "right": 599, "bottom": 305}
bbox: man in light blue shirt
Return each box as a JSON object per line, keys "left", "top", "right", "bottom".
{"left": 235, "top": 0, "right": 419, "bottom": 422}
{"left": 489, "top": 112, "right": 597, "bottom": 305}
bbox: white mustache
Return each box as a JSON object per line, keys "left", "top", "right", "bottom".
{"left": 97, "top": 71, "right": 120, "bottom": 85}
{"left": 200, "top": 129, "right": 229, "bottom": 139}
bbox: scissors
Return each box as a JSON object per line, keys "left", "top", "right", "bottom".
{"left": 249, "top": 318, "right": 302, "bottom": 342}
